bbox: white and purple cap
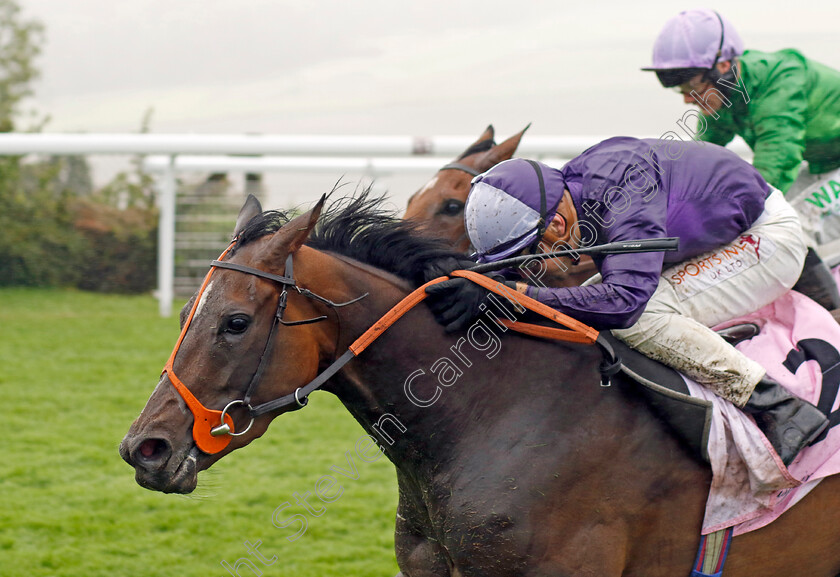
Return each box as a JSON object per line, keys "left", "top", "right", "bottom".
{"left": 465, "top": 159, "right": 566, "bottom": 263}
{"left": 643, "top": 9, "right": 744, "bottom": 72}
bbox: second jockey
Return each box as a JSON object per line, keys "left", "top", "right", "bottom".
{"left": 642, "top": 8, "right": 840, "bottom": 309}
{"left": 424, "top": 136, "right": 828, "bottom": 467}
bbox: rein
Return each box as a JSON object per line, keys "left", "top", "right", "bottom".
{"left": 165, "top": 245, "right": 618, "bottom": 455}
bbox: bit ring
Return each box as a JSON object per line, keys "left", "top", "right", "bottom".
{"left": 210, "top": 399, "right": 255, "bottom": 437}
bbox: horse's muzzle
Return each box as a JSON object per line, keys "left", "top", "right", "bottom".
{"left": 119, "top": 434, "right": 198, "bottom": 494}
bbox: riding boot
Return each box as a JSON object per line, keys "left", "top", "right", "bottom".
{"left": 792, "top": 247, "right": 840, "bottom": 311}
{"left": 742, "top": 376, "right": 829, "bottom": 466}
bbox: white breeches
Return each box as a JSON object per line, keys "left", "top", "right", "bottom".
{"left": 612, "top": 189, "right": 808, "bottom": 406}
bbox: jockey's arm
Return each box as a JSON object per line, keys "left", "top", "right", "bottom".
{"left": 523, "top": 250, "right": 663, "bottom": 330}
{"left": 523, "top": 189, "right": 667, "bottom": 328}
{"left": 700, "top": 112, "right": 737, "bottom": 147}
{"left": 747, "top": 57, "right": 809, "bottom": 193}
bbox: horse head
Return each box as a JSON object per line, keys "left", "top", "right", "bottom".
{"left": 404, "top": 124, "right": 529, "bottom": 252}
{"left": 120, "top": 195, "right": 349, "bottom": 493}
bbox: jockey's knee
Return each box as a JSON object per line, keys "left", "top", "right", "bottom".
{"left": 612, "top": 309, "right": 677, "bottom": 349}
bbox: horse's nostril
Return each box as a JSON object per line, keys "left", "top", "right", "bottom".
{"left": 135, "top": 438, "right": 170, "bottom": 463}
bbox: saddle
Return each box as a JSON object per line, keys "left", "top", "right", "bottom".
{"left": 579, "top": 272, "right": 765, "bottom": 461}
{"left": 602, "top": 323, "right": 760, "bottom": 463}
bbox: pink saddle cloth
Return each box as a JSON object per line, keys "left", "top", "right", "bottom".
{"left": 692, "top": 290, "right": 840, "bottom": 536}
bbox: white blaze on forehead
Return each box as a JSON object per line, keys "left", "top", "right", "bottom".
{"left": 416, "top": 175, "right": 440, "bottom": 198}
{"left": 195, "top": 280, "right": 214, "bottom": 317}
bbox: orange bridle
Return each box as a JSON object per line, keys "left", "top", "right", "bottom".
{"left": 163, "top": 242, "right": 368, "bottom": 454}
{"left": 162, "top": 242, "right": 238, "bottom": 454}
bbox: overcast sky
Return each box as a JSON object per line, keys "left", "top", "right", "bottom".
{"left": 17, "top": 0, "right": 840, "bottom": 203}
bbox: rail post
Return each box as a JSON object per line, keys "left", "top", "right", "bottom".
{"left": 157, "top": 155, "right": 177, "bottom": 317}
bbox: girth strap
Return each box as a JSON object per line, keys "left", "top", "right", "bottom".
{"left": 691, "top": 527, "right": 733, "bottom": 577}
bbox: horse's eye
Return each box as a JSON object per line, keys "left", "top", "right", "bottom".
{"left": 225, "top": 316, "right": 250, "bottom": 335}
{"left": 439, "top": 199, "right": 464, "bottom": 216}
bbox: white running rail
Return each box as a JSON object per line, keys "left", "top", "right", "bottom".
{"left": 0, "top": 133, "right": 751, "bottom": 316}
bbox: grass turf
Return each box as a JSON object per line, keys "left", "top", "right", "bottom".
{"left": 0, "top": 289, "right": 399, "bottom": 576}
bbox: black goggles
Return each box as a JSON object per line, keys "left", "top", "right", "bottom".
{"left": 654, "top": 68, "right": 707, "bottom": 88}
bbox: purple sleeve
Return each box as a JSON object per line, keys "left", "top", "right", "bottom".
{"left": 525, "top": 253, "right": 662, "bottom": 329}
{"left": 523, "top": 149, "right": 667, "bottom": 329}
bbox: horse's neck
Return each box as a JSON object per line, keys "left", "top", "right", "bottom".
{"left": 311, "top": 253, "right": 683, "bottom": 484}
{"left": 329, "top": 286, "right": 630, "bottom": 469}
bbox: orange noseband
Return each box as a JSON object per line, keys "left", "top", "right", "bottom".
{"left": 163, "top": 243, "right": 237, "bottom": 454}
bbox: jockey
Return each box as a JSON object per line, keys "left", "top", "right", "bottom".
{"left": 424, "top": 136, "right": 828, "bottom": 466}
{"left": 641, "top": 8, "right": 840, "bottom": 309}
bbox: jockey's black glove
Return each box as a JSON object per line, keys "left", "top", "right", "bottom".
{"left": 418, "top": 255, "right": 478, "bottom": 285}
{"left": 425, "top": 274, "right": 515, "bottom": 333}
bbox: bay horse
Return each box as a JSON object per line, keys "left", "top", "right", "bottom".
{"left": 121, "top": 193, "right": 840, "bottom": 576}
{"left": 404, "top": 125, "right": 527, "bottom": 253}
{"left": 404, "top": 124, "right": 597, "bottom": 287}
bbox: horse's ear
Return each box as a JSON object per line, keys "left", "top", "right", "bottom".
{"left": 234, "top": 194, "right": 263, "bottom": 237}
{"left": 455, "top": 124, "right": 495, "bottom": 159}
{"left": 478, "top": 124, "right": 495, "bottom": 143}
{"left": 289, "top": 194, "right": 326, "bottom": 253}
{"left": 475, "top": 123, "right": 530, "bottom": 172}
{"left": 266, "top": 194, "right": 326, "bottom": 258}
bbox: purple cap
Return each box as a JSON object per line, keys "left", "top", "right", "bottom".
{"left": 465, "top": 159, "right": 566, "bottom": 263}
{"left": 643, "top": 9, "right": 744, "bottom": 70}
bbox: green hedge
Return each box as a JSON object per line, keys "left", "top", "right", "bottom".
{"left": 0, "top": 156, "right": 158, "bottom": 293}
{"left": 72, "top": 198, "right": 158, "bottom": 293}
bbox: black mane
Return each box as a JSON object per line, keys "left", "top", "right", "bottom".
{"left": 236, "top": 209, "right": 293, "bottom": 246}
{"left": 236, "top": 190, "right": 467, "bottom": 286}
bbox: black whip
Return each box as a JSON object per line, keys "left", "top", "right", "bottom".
{"left": 468, "top": 237, "right": 680, "bottom": 274}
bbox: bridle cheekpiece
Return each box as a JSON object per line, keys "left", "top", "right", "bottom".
{"left": 163, "top": 240, "right": 367, "bottom": 454}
